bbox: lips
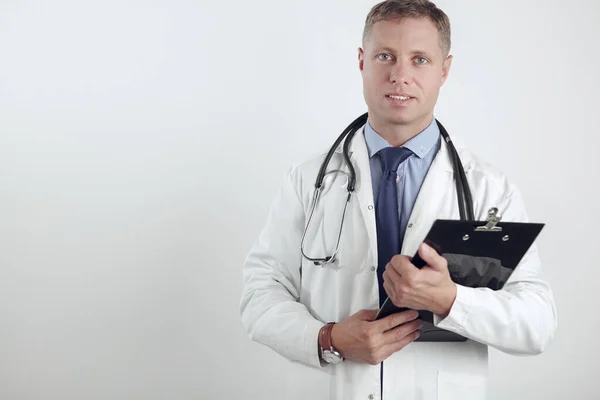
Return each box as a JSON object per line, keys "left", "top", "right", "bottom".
{"left": 386, "top": 93, "right": 414, "bottom": 101}
{"left": 385, "top": 93, "right": 415, "bottom": 106}
{"left": 386, "top": 94, "right": 412, "bottom": 101}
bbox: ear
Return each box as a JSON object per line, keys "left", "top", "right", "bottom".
{"left": 440, "top": 54, "right": 453, "bottom": 86}
{"left": 358, "top": 48, "right": 365, "bottom": 71}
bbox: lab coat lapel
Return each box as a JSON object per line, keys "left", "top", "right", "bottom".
{"left": 401, "top": 138, "right": 455, "bottom": 256}
{"left": 337, "top": 126, "right": 378, "bottom": 264}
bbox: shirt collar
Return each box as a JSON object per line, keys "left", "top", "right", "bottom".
{"left": 364, "top": 118, "right": 440, "bottom": 159}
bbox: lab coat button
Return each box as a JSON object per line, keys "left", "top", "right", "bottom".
{"left": 408, "top": 223, "right": 413, "bottom": 228}
{"left": 367, "top": 205, "right": 374, "bottom": 210}
{"left": 368, "top": 395, "right": 374, "bottom": 400}
{"left": 371, "top": 266, "right": 376, "bottom": 271}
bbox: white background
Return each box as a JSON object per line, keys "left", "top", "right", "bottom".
{"left": 0, "top": 0, "right": 598, "bottom": 399}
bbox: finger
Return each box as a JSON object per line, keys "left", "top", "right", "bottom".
{"left": 357, "top": 309, "right": 379, "bottom": 321}
{"left": 381, "top": 318, "right": 423, "bottom": 345}
{"left": 418, "top": 242, "right": 447, "bottom": 272}
{"left": 380, "top": 330, "right": 421, "bottom": 359}
{"left": 383, "top": 280, "right": 393, "bottom": 299}
{"left": 382, "top": 270, "right": 399, "bottom": 299}
{"left": 382, "top": 280, "right": 399, "bottom": 308}
{"left": 384, "top": 263, "right": 402, "bottom": 282}
{"left": 390, "top": 255, "right": 417, "bottom": 279}
{"left": 371, "top": 309, "right": 419, "bottom": 333}
{"left": 382, "top": 279, "right": 403, "bottom": 308}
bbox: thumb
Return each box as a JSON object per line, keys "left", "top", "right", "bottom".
{"left": 418, "top": 242, "right": 446, "bottom": 271}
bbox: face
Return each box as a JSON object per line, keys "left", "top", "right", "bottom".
{"left": 359, "top": 17, "right": 452, "bottom": 130}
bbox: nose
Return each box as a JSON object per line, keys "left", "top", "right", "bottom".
{"left": 390, "top": 60, "right": 411, "bottom": 85}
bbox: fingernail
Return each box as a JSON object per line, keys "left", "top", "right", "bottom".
{"left": 411, "top": 311, "right": 419, "bottom": 319}
{"left": 417, "top": 321, "right": 424, "bottom": 329}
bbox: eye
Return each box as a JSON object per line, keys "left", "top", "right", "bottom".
{"left": 378, "top": 53, "right": 393, "bottom": 61}
{"left": 415, "top": 57, "right": 429, "bottom": 65}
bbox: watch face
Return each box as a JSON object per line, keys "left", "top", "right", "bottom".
{"left": 323, "top": 350, "right": 343, "bottom": 364}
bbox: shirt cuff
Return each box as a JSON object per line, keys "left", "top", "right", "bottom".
{"left": 433, "top": 284, "right": 474, "bottom": 332}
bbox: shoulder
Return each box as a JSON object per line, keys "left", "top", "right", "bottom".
{"left": 453, "top": 143, "right": 528, "bottom": 221}
{"left": 282, "top": 148, "right": 334, "bottom": 197}
{"left": 457, "top": 146, "right": 513, "bottom": 192}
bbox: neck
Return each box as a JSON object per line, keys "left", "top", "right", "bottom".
{"left": 368, "top": 113, "right": 433, "bottom": 147}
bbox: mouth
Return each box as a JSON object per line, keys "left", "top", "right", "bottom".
{"left": 386, "top": 94, "right": 415, "bottom": 103}
{"left": 385, "top": 94, "right": 414, "bottom": 101}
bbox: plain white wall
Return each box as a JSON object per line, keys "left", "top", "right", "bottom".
{"left": 0, "top": 0, "right": 598, "bottom": 399}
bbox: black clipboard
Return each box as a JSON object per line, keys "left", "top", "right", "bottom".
{"left": 375, "top": 208, "right": 545, "bottom": 342}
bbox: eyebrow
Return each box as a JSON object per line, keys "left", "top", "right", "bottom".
{"left": 411, "top": 50, "right": 433, "bottom": 58}
{"left": 375, "top": 47, "right": 434, "bottom": 59}
{"left": 377, "top": 46, "right": 396, "bottom": 54}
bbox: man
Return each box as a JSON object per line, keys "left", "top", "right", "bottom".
{"left": 240, "top": 1, "right": 557, "bottom": 399}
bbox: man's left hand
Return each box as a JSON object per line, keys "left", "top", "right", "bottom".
{"left": 382, "top": 242, "right": 457, "bottom": 317}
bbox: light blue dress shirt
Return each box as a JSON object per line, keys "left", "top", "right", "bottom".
{"left": 364, "top": 118, "right": 441, "bottom": 244}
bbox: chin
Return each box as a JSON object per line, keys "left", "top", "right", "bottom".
{"left": 384, "top": 114, "right": 416, "bottom": 126}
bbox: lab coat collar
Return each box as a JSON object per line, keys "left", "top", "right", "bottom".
{"left": 333, "top": 123, "right": 464, "bottom": 173}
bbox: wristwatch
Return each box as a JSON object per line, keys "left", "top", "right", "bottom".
{"left": 319, "top": 323, "right": 344, "bottom": 365}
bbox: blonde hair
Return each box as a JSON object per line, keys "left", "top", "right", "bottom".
{"left": 363, "top": 0, "right": 451, "bottom": 56}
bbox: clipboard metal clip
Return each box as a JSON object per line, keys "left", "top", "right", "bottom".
{"left": 475, "top": 207, "right": 502, "bottom": 232}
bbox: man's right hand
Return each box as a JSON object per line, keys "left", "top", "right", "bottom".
{"left": 330, "top": 309, "right": 422, "bottom": 365}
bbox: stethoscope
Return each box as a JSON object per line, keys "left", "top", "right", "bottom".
{"left": 300, "top": 112, "right": 474, "bottom": 266}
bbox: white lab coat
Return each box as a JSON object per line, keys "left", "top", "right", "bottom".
{"left": 240, "top": 125, "right": 557, "bottom": 400}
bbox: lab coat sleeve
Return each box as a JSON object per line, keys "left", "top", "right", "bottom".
{"left": 433, "top": 181, "right": 558, "bottom": 355}
{"left": 239, "top": 165, "right": 325, "bottom": 368}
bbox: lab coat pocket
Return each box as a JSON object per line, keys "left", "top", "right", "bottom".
{"left": 437, "top": 370, "right": 487, "bottom": 400}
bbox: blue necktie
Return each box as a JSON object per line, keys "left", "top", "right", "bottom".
{"left": 376, "top": 147, "right": 413, "bottom": 306}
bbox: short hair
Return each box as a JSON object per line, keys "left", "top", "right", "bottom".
{"left": 362, "top": 0, "right": 452, "bottom": 56}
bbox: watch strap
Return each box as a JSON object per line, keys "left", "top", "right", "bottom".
{"left": 319, "top": 322, "right": 335, "bottom": 352}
